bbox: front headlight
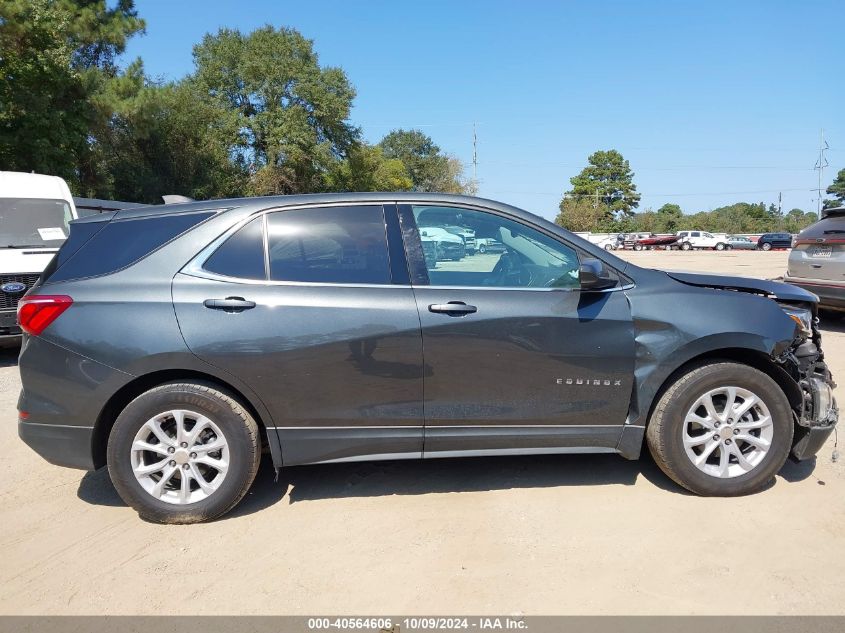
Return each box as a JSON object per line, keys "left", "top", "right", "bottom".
{"left": 780, "top": 305, "right": 813, "bottom": 337}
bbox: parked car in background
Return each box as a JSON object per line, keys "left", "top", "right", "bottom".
{"left": 727, "top": 236, "right": 758, "bottom": 250}
{"left": 784, "top": 207, "right": 845, "bottom": 310}
{"left": 591, "top": 235, "right": 619, "bottom": 250}
{"left": 0, "top": 171, "right": 78, "bottom": 341}
{"left": 419, "top": 226, "right": 466, "bottom": 261}
{"left": 757, "top": 232, "right": 792, "bottom": 251}
{"left": 676, "top": 231, "right": 729, "bottom": 251}
{"left": 475, "top": 237, "right": 506, "bottom": 254}
{"left": 575, "top": 232, "right": 620, "bottom": 251}
{"left": 17, "top": 193, "right": 837, "bottom": 523}
{"left": 443, "top": 225, "right": 476, "bottom": 254}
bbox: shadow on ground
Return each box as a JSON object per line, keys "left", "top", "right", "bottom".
{"left": 77, "top": 449, "right": 825, "bottom": 520}
{"left": 77, "top": 451, "right": 696, "bottom": 519}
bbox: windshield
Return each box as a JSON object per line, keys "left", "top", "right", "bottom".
{"left": 0, "top": 198, "right": 72, "bottom": 248}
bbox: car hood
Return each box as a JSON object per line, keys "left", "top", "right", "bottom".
{"left": 664, "top": 270, "right": 818, "bottom": 303}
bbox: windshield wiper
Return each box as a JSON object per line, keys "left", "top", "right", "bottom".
{"left": 2, "top": 244, "right": 52, "bottom": 249}
{"left": 823, "top": 230, "right": 845, "bottom": 234}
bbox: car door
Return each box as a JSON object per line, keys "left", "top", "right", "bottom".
{"left": 172, "top": 203, "right": 424, "bottom": 465}
{"left": 398, "top": 203, "right": 635, "bottom": 457}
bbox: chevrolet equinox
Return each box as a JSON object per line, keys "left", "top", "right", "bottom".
{"left": 17, "top": 194, "right": 838, "bottom": 523}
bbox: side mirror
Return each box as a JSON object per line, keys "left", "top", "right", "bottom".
{"left": 579, "top": 258, "right": 617, "bottom": 291}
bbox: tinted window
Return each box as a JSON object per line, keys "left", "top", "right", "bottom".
{"left": 47, "top": 211, "right": 214, "bottom": 283}
{"left": 267, "top": 205, "right": 390, "bottom": 284}
{"left": 412, "top": 205, "right": 580, "bottom": 289}
{"left": 39, "top": 220, "right": 107, "bottom": 284}
{"left": 203, "top": 217, "right": 266, "bottom": 280}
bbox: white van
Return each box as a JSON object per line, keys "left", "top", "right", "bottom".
{"left": 0, "top": 172, "right": 77, "bottom": 340}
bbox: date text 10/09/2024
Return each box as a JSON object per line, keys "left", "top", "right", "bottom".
{"left": 307, "top": 617, "right": 528, "bottom": 631}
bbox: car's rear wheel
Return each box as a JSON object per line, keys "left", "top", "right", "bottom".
{"left": 715, "top": 242, "right": 725, "bottom": 251}
{"left": 646, "top": 362, "right": 793, "bottom": 496}
{"left": 107, "top": 382, "right": 261, "bottom": 524}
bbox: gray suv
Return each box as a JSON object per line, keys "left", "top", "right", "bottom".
{"left": 17, "top": 194, "right": 837, "bottom": 523}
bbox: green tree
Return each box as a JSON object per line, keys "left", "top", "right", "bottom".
{"left": 554, "top": 196, "right": 606, "bottom": 232}
{"left": 825, "top": 168, "right": 845, "bottom": 209}
{"left": 190, "top": 26, "right": 359, "bottom": 195}
{"left": 325, "top": 144, "right": 412, "bottom": 192}
{"left": 0, "top": 0, "right": 144, "bottom": 191}
{"left": 565, "top": 150, "right": 641, "bottom": 220}
{"left": 90, "top": 62, "right": 245, "bottom": 203}
{"left": 379, "top": 128, "right": 475, "bottom": 193}
{"left": 655, "top": 203, "right": 683, "bottom": 232}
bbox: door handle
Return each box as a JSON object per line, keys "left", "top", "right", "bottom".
{"left": 203, "top": 297, "right": 256, "bottom": 313}
{"left": 428, "top": 301, "right": 477, "bottom": 316}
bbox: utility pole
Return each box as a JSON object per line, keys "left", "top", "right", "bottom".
{"left": 814, "top": 128, "right": 830, "bottom": 215}
{"left": 778, "top": 191, "right": 782, "bottom": 215}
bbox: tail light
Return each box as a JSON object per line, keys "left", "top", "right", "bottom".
{"left": 17, "top": 295, "right": 73, "bottom": 336}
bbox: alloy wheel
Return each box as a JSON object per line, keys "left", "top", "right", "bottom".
{"left": 682, "top": 386, "right": 774, "bottom": 478}
{"left": 130, "top": 409, "right": 230, "bottom": 504}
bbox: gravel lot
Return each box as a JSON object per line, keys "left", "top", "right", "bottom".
{"left": 1, "top": 249, "right": 843, "bottom": 615}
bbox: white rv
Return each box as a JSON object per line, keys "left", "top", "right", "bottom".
{"left": 0, "top": 172, "right": 77, "bottom": 340}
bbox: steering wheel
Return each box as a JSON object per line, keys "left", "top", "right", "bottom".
{"left": 490, "top": 252, "right": 533, "bottom": 287}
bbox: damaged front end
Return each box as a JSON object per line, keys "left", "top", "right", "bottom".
{"left": 775, "top": 304, "right": 838, "bottom": 460}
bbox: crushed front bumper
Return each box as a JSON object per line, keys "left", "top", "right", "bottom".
{"left": 791, "top": 374, "right": 838, "bottom": 461}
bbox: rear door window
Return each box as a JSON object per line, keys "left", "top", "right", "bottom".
{"left": 267, "top": 205, "right": 391, "bottom": 284}
{"left": 203, "top": 217, "right": 266, "bottom": 280}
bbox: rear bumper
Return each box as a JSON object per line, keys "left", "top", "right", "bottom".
{"left": 18, "top": 335, "right": 133, "bottom": 471}
{"left": 783, "top": 276, "right": 845, "bottom": 310}
{"left": 18, "top": 420, "right": 95, "bottom": 470}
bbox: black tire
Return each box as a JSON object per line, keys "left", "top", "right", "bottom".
{"left": 634, "top": 244, "right": 643, "bottom": 251}
{"left": 478, "top": 244, "right": 487, "bottom": 254}
{"left": 107, "top": 381, "right": 261, "bottom": 524}
{"left": 715, "top": 242, "right": 725, "bottom": 251}
{"left": 646, "top": 362, "right": 793, "bottom": 496}
{"left": 724, "top": 244, "right": 732, "bottom": 250}
{"left": 604, "top": 243, "right": 613, "bottom": 251}
{"left": 681, "top": 242, "right": 691, "bottom": 251}
{"left": 761, "top": 242, "right": 772, "bottom": 251}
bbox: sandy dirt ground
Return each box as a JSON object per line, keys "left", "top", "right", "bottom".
{"left": 1, "top": 249, "right": 843, "bottom": 615}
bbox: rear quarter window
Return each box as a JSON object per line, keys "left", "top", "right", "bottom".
{"left": 46, "top": 211, "right": 215, "bottom": 283}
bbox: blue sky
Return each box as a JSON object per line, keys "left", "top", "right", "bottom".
{"left": 123, "top": 0, "right": 843, "bottom": 220}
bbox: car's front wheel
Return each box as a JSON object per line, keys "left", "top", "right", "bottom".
{"left": 107, "top": 382, "right": 261, "bottom": 524}
{"left": 761, "top": 242, "right": 772, "bottom": 251}
{"left": 646, "top": 362, "right": 793, "bottom": 496}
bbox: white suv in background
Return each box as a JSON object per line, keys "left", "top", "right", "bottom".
{"left": 0, "top": 171, "right": 77, "bottom": 341}
{"left": 676, "top": 230, "right": 729, "bottom": 251}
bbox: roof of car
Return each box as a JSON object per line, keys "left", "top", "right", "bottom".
{"left": 74, "top": 192, "right": 532, "bottom": 223}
